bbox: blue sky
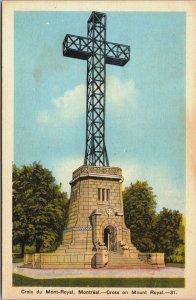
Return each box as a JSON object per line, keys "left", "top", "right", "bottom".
{"left": 14, "top": 11, "right": 185, "bottom": 212}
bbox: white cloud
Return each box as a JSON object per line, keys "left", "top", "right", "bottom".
{"left": 52, "top": 84, "right": 86, "bottom": 120}
{"left": 37, "top": 84, "right": 86, "bottom": 125}
{"left": 107, "top": 76, "right": 138, "bottom": 107}
{"left": 37, "top": 76, "right": 137, "bottom": 125}
{"left": 54, "top": 157, "right": 83, "bottom": 194}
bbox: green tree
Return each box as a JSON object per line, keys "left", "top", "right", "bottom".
{"left": 13, "top": 162, "right": 69, "bottom": 255}
{"left": 13, "top": 165, "right": 34, "bottom": 256}
{"left": 153, "top": 208, "right": 183, "bottom": 261}
{"left": 168, "top": 216, "right": 185, "bottom": 263}
{"left": 123, "top": 181, "right": 157, "bottom": 252}
{"left": 169, "top": 216, "right": 185, "bottom": 263}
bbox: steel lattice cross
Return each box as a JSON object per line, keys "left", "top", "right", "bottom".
{"left": 63, "top": 11, "right": 130, "bottom": 166}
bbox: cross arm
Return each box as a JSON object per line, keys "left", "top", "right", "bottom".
{"left": 63, "top": 34, "right": 91, "bottom": 60}
{"left": 105, "top": 41, "right": 130, "bottom": 66}
{"left": 63, "top": 34, "right": 130, "bottom": 66}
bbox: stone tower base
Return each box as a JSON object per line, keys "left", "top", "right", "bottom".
{"left": 24, "top": 166, "right": 164, "bottom": 269}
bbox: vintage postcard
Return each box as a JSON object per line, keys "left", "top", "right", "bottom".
{"left": 2, "top": 0, "right": 196, "bottom": 299}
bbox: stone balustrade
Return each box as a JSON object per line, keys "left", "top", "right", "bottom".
{"left": 139, "top": 252, "right": 165, "bottom": 267}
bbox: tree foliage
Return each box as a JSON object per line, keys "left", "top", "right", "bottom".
{"left": 170, "top": 216, "right": 185, "bottom": 263}
{"left": 154, "top": 208, "right": 183, "bottom": 261}
{"left": 13, "top": 162, "right": 69, "bottom": 255}
{"left": 123, "top": 181, "right": 184, "bottom": 262}
{"left": 123, "top": 181, "right": 157, "bottom": 252}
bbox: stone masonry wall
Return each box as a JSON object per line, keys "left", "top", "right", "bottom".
{"left": 62, "top": 165, "right": 131, "bottom": 249}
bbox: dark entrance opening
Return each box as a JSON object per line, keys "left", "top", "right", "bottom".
{"left": 104, "top": 226, "right": 116, "bottom": 251}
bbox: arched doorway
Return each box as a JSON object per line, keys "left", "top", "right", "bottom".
{"left": 103, "top": 226, "right": 116, "bottom": 251}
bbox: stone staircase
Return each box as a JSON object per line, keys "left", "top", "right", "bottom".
{"left": 106, "top": 251, "right": 154, "bottom": 269}
{"left": 55, "top": 240, "right": 94, "bottom": 254}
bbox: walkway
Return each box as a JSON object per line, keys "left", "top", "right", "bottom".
{"left": 13, "top": 263, "right": 184, "bottom": 279}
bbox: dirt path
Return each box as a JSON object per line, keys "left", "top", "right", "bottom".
{"left": 13, "top": 263, "right": 184, "bottom": 279}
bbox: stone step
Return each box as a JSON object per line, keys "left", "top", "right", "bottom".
{"left": 109, "top": 256, "right": 141, "bottom": 261}
{"left": 108, "top": 258, "right": 145, "bottom": 263}
{"left": 109, "top": 252, "right": 138, "bottom": 258}
{"left": 107, "top": 251, "right": 153, "bottom": 268}
{"left": 70, "top": 240, "right": 93, "bottom": 245}
{"left": 67, "top": 242, "right": 93, "bottom": 248}
{"left": 108, "top": 258, "right": 146, "bottom": 264}
{"left": 65, "top": 247, "right": 94, "bottom": 253}
{"left": 107, "top": 260, "right": 151, "bottom": 267}
{"left": 106, "top": 264, "right": 154, "bottom": 269}
{"left": 108, "top": 259, "right": 144, "bottom": 264}
{"left": 55, "top": 242, "right": 94, "bottom": 254}
{"left": 62, "top": 241, "right": 92, "bottom": 247}
{"left": 108, "top": 256, "right": 139, "bottom": 261}
{"left": 71, "top": 239, "right": 91, "bottom": 244}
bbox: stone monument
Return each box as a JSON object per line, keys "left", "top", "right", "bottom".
{"left": 24, "top": 11, "right": 164, "bottom": 269}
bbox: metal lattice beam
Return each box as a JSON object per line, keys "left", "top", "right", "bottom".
{"left": 63, "top": 11, "right": 130, "bottom": 166}
{"left": 63, "top": 35, "right": 130, "bottom": 65}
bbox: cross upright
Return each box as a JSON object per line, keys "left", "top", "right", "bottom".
{"left": 63, "top": 11, "right": 130, "bottom": 167}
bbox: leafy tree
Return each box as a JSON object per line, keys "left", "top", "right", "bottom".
{"left": 13, "top": 162, "right": 69, "bottom": 255}
{"left": 168, "top": 243, "right": 185, "bottom": 263}
{"left": 168, "top": 216, "right": 185, "bottom": 263}
{"left": 123, "top": 181, "right": 157, "bottom": 252}
{"left": 153, "top": 207, "right": 183, "bottom": 261}
{"left": 13, "top": 165, "right": 34, "bottom": 256}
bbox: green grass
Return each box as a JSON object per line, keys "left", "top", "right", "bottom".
{"left": 166, "top": 263, "right": 185, "bottom": 268}
{"left": 13, "top": 274, "right": 184, "bottom": 288}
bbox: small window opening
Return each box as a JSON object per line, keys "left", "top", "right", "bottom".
{"left": 102, "top": 189, "right": 105, "bottom": 201}
{"left": 106, "top": 189, "right": 110, "bottom": 201}
{"left": 98, "top": 188, "right": 101, "bottom": 201}
{"left": 98, "top": 188, "right": 110, "bottom": 202}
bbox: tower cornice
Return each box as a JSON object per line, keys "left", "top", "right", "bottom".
{"left": 70, "top": 165, "right": 124, "bottom": 186}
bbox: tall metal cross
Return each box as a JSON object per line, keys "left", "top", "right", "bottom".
{"left": 63, "top": 11, "right": 130, "bottom": 166}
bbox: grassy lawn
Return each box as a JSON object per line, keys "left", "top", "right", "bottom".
{"left": 165, "top": 263, "right": 185, "bottom": 268}
{"left": 13, "top": 274, "right": 184, "bottom": 288}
